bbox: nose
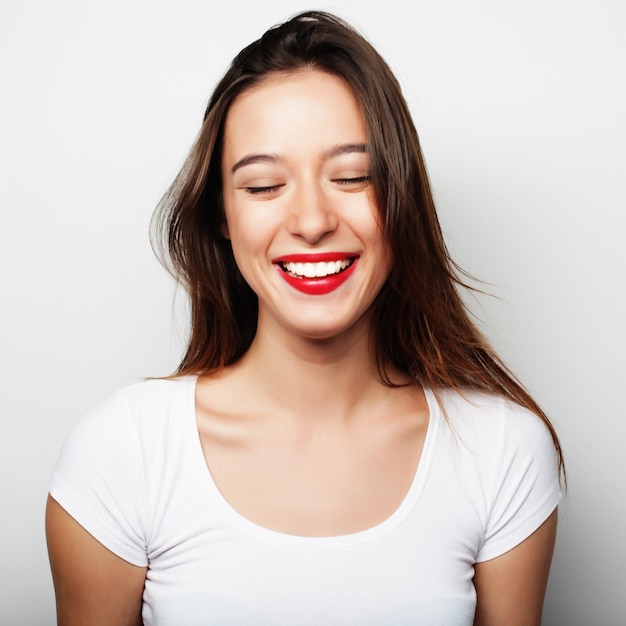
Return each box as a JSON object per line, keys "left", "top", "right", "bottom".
{"left": 287, "top": 179, "right": 338, "bottom": 244}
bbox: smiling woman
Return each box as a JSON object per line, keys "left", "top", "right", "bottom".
{"left": 46, "top": 11, "right": 563, "bottom": 626}
{"left": 221, "top": 70, "right": 389, "bottom": 333}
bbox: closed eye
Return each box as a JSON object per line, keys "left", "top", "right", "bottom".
{"left": 244, "top": 184, "right": 285, "bottom": 194}
{"left": 332, "top": 175, "right": 371, "bottom": 186}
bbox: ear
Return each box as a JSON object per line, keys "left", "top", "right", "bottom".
{"left": 220, "top": 219, "right": 230, "bottom": 240}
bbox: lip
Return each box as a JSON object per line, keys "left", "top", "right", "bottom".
{"left": 272, "top": 252, "right": 359, "bottom": 296}
{"left": 272, "top": 252, "right": 357, "bottom": 263}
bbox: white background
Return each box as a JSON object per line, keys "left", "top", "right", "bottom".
{"left": 1, "top": 1, "right": 624, "bottom": 623}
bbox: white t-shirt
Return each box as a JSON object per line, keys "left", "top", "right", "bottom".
{"left": 49, "top": 376, "right": 560, "bottom": 625}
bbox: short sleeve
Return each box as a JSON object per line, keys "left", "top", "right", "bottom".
{"left": 49, "top": 390, "right": 149, "bottom": 566}
{"left": 475, "top": 402, "right": 561, "bottom": 563}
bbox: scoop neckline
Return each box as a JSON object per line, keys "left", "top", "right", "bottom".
{"left": 184, "top": 374, "right": 440, "bottom": 548}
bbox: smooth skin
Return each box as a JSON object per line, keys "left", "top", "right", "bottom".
{"left": 473, "top": 509, "right": 558, "bottom": 625}
{"left": 46, "top": 70, "right": 557, "bottom": 625}
{"left": 46, "top": 496, "right": 146, "bottom": 626}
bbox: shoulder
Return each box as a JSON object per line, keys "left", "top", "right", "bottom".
{"left": 428, "top": 388, "right": 561, "bottom": 561}
{"left": 49, "top": 376, "right": 198, "bottom": 565}
{"left": 77, "top": 376, "right": 190, "bottom": 434}
{"left": 54, "top": 376, "right": 196, "bottom": 478}
{"left": 69, "top": 376, "right": 193, "bottom": 425}
{"left": 120, "top": 376, "right": 196, "bottom": 423}
{"left": 434, "top": 387, "right": 555, "bottom": 457}
{"left": 429, "top": 387, "right": 561, "bottom": 516}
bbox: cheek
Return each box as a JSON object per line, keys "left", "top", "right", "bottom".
{"left": 360, "top": 211, "right": 389, "bottom": 258}
{"left": 368, "top": 225, "right": 393, "bottom": 280}
{"left": 224, "top": 210, "right": 275, "bottom": 280}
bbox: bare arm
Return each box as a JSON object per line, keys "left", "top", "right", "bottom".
{"left": 473, "top": 509, "right": 558, "bottom": 626}
{"left": 46, "top": 495, "right": 147, "bottom": 626}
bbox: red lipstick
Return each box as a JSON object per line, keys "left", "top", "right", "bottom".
{"left": 273, "top": 253, "right": 358, "bottom": 296}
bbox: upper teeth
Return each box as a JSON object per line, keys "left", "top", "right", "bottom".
{"left": 282, "top": 259, "right": 353, "bottom": 278}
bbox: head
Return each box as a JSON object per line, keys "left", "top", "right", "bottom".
{"left": 154, "top": 11, "right": 470, "bottom": 381}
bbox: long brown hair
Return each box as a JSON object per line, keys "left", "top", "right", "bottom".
{"left": 151, "top": 11, "right": 564, "bottom": 476}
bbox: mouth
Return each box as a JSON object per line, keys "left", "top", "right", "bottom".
{"left": 279, "top": 257, "right": 356, "bottom": 279}
{"left": 272, "top": 253, "right": 359, "bottom": 295}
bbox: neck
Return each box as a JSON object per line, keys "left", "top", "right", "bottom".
{"left": 232, "top": 319, "right": 396, "bottom": 422}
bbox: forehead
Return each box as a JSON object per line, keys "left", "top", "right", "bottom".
{"left": 231, "top": 68, "right": 362, "bottom": 110}
{"left": 222, "top": 70, "right": 367, "bottom": 154}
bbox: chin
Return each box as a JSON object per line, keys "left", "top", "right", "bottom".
{"left": 258, "top": 300, "right": 375, "bottom": 343}
{"left": 297, "top": 327, "right": 352, "bottom": 341}
{"left": 286, "top": 315, "right": 370, "bottom": 343}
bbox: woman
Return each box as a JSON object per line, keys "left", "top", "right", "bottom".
{"left": 46, "top": 11, "right": 563, "bottom": 626}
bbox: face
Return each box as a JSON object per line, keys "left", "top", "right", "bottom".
{"left": 220, "top": 70, "right": 391, "bottom": 341}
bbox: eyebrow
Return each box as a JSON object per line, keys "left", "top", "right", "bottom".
{"left": 322, "top": 143, "right": 369, "bottom": 160}
{"left": 230, "top": 143, "right": 369, "bottom": 174}
{"left": 231, "top": 154, "right": 281, "bottom": 174}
